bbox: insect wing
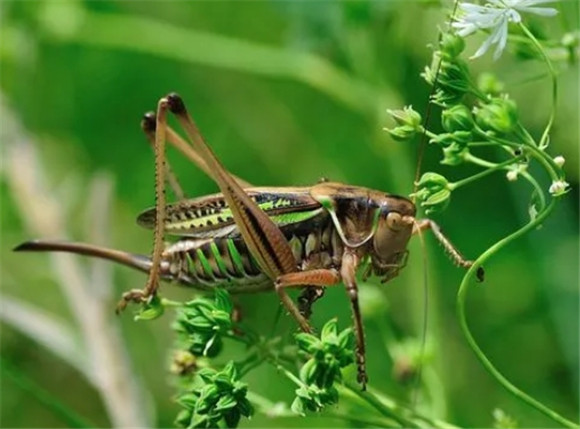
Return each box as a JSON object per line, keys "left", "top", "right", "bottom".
{"left": 137, "top": 187, "right": 322, "bottom": 238}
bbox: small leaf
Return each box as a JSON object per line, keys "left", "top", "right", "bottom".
{"left": 295, "top": 332, "right": 321, "bottom": 353}
{"left": 221, "top": 361, "right": 238, "bottom": 381}
{"left": 237, "top": 398, "right": 253, "bottom": 417}
{"left": 320, "top": 319, "right": 338, "bottom": 344}
{"left": 178, "top": 393, "right": 200, "bottom": 408}
{"left": 190, "top": 412, "right": 210, "bottom": 429}
{"left": 290, "top": 397, "right": 305, "bottom": 416}
{"left": 299, "top": 358, "right": 318, "bottom": 384}
{"left": 214, "top": 289, "right": 233, "bottom": 314}
{"left": 337, "top": 327, "right": 354, "bottom": 350}
{"left": 224, "top": 408, "right": 241, "bottom": 429}
{"left": 197, "top": 368, "right": 217, "bottom": 383}
{"left": 214, "top": 394, "right": 237, "bottom": 411}
{"left": 175, "top": 409, "right": 192, "bottom": 428}
{"left": 134, "top": 295, "right": 165, "bottom": 321}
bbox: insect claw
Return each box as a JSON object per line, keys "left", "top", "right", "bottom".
{"left": 115, "top": 289, "right": 149, "bottom": 314}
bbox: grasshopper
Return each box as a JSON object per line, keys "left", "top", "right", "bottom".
{"left": 15, "top": 93, "right": 480, "bottom": 388}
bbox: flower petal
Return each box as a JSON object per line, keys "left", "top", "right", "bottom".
{"left": 516, "top": 6, "right": 558, "bottom": 16}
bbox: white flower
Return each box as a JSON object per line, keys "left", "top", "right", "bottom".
{"left": 548, "top": 179, "right": 569, "bottom": 196}
{"left": 506, "top": 170, "right": 518, "bottom": 181}
{"left": 553, "top": 155, "right": 565, "bottom": 167}
{"left": 452, "top": 0, "right": 559, "bottom": 60}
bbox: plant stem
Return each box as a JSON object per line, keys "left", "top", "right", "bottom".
{"left": 519, "top": 23, "right": 559, "bottom": 149}
{"left": 341, "top": 382, "right": 419, "bottom": 428}
{"left": 464, "top": 153, "right": 547, "bottom": 212}
{"left": 456, "top": 198, "right": 579, "bottom": 428}
{"left": 450, "top": 155, "right": 523, "bottom": 190}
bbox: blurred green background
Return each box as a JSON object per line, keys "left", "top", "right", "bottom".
{"left": 1, "top": 1, "right": 578, "bottom": 428}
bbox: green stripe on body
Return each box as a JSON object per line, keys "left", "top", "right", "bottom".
{"left": 196, "top": 248, "right": 216, "bottom": 280}
{"left": 210, "top": 242, "right": 230, "bottom": 278}
{"left": 226, "top": 239, "right": 247, "bottom": 277}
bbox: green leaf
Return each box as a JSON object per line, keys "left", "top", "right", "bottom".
{"left": 214, "top": 394, "right": 237, "bottom": 411}
{"left": 237, "top": 398, "right": 253, "bottom": 417}
{"left": 221, "top": 361, "right": 238, "bottom": 380}
{"left": 214, "top": 289, "right": 233, "bottom": 314}
{"left": 134, "top": 294, "right": 165, "bottom": 321}
{"left": 320, "top": 319, "right": 338, "bottom": 344}
{"left": 290, "top": 397, "right": 305, "bottom": 416}
{"left": 337, "top": 327, "right": 354, "bottom": 350}
{"left": 175, "top": 409, "right": 192, "bottom": 428}
{"left": 198, "top": 368, "right": 217, "bottom": 383}
{"left": 295, "top": 332, "right": 321, "bottom": 352}
{"left": 190, "top": 412, "right": 210, "bottom": 429}
{"left": 224, "top": 409, "right": 241, "bottom": 428}
{"left": 299, "top": 358, "right": 318, "bottom": 384}
{"left": 178, "top": 393, "right": 200, "bottom": 408}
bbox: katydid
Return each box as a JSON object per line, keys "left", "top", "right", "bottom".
{"left": 15, "top": 93, "right": 480, "bottom": 388}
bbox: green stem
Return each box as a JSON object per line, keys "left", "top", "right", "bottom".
{"left": 516, "top": 122, "right": 539, "bottom": 147}
{"left": 520, "top": 171, "right": 547, "bottom": 212}
{"left": 464, "top": 153, "right": 499, "bottom": 168}
{"left": 161, "top": 298, "right": 183, "bottom": 308}
{"left": 464, "top": 153, "right": 547, "bottom": 212}
{"left": 467, "top": 141, "right": 506, "bottom": 147}
{"left": 456, "top": 198, "right": 579, "bottom": 428}
{"left": 519, "top": 23, "right": 559, "bottom": 149}
{"left": 248, "top": 391, "right": 400, "bottom": 427}
{"left": 419, "top": 127, "right": 439, "bottom": 140}
{"left": 479, "top": 131, "right": 561, "bottom": 178}
{"left": 449, "top": 155, "right": 523, "bottom": 190}
{"left": 325, "top": 410, "right": 399, "bottom": 428}
{"left": 342, "top": 382, "right": 419, "bottom": 428}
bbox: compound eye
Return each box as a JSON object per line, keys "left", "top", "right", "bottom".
{"left": 386, "top": 211, "right": 403, "bottom": 231}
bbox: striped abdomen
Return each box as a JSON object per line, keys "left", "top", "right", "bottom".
{"left": 163, "top": 212, "right": 343, "bottom": 292}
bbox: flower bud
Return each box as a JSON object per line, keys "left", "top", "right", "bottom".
{"left": 475, "top": 97, "right": 518, "bottom": 134}
{"left": 411, "top": 172, "right": 452, "bottom": 214}
{"left": 440, "top": 32, "right": 466, "bottom": 59}
{"left": 554, "top": 156, "right": 565, "bottom": 168}
{"left": 440, "top": 58, "right": 471, "bottom": 93}
{"left": 477, "top": 73, "right": 504, "bottom": 96}
{"left": 442, "top": 105, "right": 474, "bottom": 132}
{"left": 549, "top": 180, "right": 570, "bottom": 196}
{"left": 385, "top": 106, "right": 422, "bottom": 141}
{"left": 423, "top": 55, "right": 472, "bottom": 106}
{"left": 385, "top": 125, "right": 417, "bottom": 142}
{"left": 506, "top": 170, "right": 518, "bottom": 182}
{"left": 442, "top": 142, "right": 468, "bottom": 166}
{"left": 387, "top": 106, "right": 421, "bottom": 128}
